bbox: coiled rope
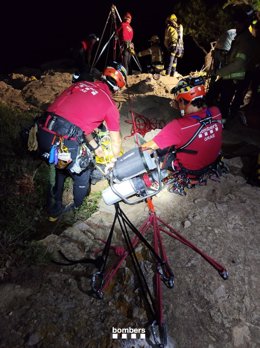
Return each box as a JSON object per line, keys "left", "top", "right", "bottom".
{"left": 124, "top": 111, "right": 166, "bottom": 139}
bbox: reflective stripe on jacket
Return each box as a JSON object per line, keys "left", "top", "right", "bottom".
{"left": 164, "top": 25, "right": 178, "bottom": 50}
{"left": 217, "top": 29, "right": 255, "bottom": 80}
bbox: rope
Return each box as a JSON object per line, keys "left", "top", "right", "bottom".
{"left": 124, "top": 111, "right": 166, "bottom": 139}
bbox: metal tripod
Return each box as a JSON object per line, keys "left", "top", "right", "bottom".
{"left": 89, "top": 198, "right": 228, "bottom": 347}
{"left": 91, "top": 4, "right": 142, "bottom": 72}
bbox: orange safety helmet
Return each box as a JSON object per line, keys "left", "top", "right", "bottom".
{"left": 171, "top": 76, "right": 206, "bottom": 103}
{"left": 102, "top": 62, "right": 127, "bottom": 91}
{"left": 124, "top": 12, "right": 132, "bottom": 22}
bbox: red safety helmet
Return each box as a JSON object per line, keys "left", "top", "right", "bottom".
{"left": 103, "top": 62, "right": 127, "bottom": 91}
{"left": 172, "top": 76, "right": 206, "bottom": 104}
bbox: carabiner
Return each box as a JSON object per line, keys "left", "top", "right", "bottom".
{"left": 91, "top": 271, "right": 104, "bottom": 299}
{"left": 157, "top": 263, "right": 174, "bottom": 288}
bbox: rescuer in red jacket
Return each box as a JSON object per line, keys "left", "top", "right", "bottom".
{"left": 36, "top": 62, "right": 127, "bottom": 221}
{"left": 116, "top": 12, "right": 134, "bottom": 74}
{"left": 71, "top": 33, "right": 99, "bottom": 82}
{"left": 141, "top": 77, "right": 223, "bottom": 173}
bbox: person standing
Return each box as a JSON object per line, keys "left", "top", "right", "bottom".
{"left": 36, "top": 62, "right": 127, "bottom": 221}
{"left": 137, "top": 35, "right": 164, "bottom": 74}
{"left": 164, "top": 13, "right": 184, "bottom": 76}
{"left": 116, "top": 12, "right": 134, "bottom": 74}
{"left": 212, "top": 29, "right": 237, "bottom": 73}
{"left": 207, "top": 9, "right": 255, "bottom": 126}
{"left": 85, "top": 33, "right": 100, "bottom": 68}
{"left": 71, "top": 33, "right": 99, "bottom": 81}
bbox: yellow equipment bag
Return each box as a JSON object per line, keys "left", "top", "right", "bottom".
{"left": 95, "top": 130, "right": 124, "bottom": 164}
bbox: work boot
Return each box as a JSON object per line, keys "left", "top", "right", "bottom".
{"left": 48, "top": 202, "right": 76, "bottom": 222}
{"left": 48, "top": 201, "right": 64, "bottom": 222}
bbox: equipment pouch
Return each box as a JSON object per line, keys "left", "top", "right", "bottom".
{"left": 56, "top": 138, "right": 72, "bottom": 169}
{"left": 70, "top": 143, "right": 92, "bottom": 174}
{"left": 49, "top": 145, "right": 58, "bottom": 165}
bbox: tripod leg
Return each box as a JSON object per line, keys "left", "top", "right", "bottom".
{"left": 97, "top": 205, "right": 153, "bottom": 292}
{"left": 150, "top": 217, "right": 169, "bottom": 348}
{"left": 90, "top": 204, "right": 120, "bottom": 298}
{"left": 152, "top": 213, "right": 175, "bottom": 288}
{"left": 157, "top": 216, "right": 228, "bottom": 279}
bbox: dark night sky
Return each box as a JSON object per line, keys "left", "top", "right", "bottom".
{"left": 2, "top": 0, "right": 212, "bottom": 74}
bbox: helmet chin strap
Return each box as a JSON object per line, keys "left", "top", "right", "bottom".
{"left": 178, "top": 99, "right": 190, "bottom": 116}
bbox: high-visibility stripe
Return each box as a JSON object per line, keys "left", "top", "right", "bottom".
{"left": 223, "top": 72, "right": 245, "bottom": 80}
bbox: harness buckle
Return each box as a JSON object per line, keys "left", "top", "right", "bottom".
{"left": 150, "top": 320, "right": 167, "bottom": 347}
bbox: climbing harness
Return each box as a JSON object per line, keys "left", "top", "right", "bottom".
{"left": 159, "top": 109, "right": 228, "bottom": 195}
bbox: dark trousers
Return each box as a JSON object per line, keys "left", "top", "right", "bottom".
{"left": 165, "top": 51, "right": 178, "bottom": 76}
{"left": 122, "top": 49, "right": 132, "bottom": 75}
{"left": 47, "top": 137, "right": 91, "bottom": 212}
{"left": 212, "top": 49, "right": 228, "bottom": 73}
{"left": 73, "top": 49, "right": 90, "bottom": 74}
{"left": 53, "top": 167, "right": 91, "bottom": 208}
{"left": 207, "top": 78, "right": 249, "bottom": 120}
{"left": 53, "top": 137, "right": 91, "bottom": 207}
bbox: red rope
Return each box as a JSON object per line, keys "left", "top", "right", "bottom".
{"left": 124, "top": 111, "right": 166, "bottom": 139}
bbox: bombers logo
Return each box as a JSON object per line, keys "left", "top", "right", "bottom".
{"left": 199, "top": 124, "right": 219, "bottom": 142}
{"left": 112, "top": 327, "right": 146, "bottom": 340}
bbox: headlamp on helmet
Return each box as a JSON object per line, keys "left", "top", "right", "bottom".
{"left": 88, "top": 33, "right": 99, "bottom": 42}
{"left": 171, "top": 76, "right": 206, "bottom": 103}
{"left": 102, "top": 61, "right": 127, "bottom": 92}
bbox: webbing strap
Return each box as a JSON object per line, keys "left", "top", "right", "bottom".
{"left": 175, "top": 109, "right": 222, "bottom": 155}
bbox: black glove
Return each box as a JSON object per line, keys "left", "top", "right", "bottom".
{"left": 169, "top": 44, "right": 177, "bottom": 53}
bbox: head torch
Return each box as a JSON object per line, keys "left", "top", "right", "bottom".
{"left": 171, "top": 76, "right": 205, "bottom": 95}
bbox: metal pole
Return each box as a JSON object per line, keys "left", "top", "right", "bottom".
{"left": 91, "top": 9, "right": 112, "bottom": 69}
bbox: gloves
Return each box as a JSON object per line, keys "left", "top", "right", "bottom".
{"left": 169, "top": 44, "right": 177, "bottom": 53}
{"left": 128, "top": 42, "right": 135, "bottom": 55}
